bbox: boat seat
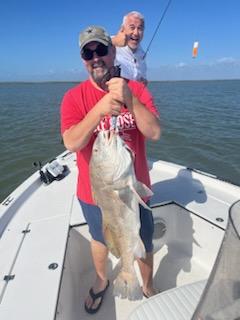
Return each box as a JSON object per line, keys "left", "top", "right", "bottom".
{"left": 0, "top": 215, "right": 69, "bottom": 320}
{"left": 128, "top": 280, "right": 207, "bottom": 320}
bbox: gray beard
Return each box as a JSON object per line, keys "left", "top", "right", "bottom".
{"left": 91, "top": 65, "right": 109, "bottom": 87}
{"left": 93, "top": 72, "right": 107, "bottom": 86}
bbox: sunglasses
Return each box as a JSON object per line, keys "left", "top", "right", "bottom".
{"left": 81, "top": 43, "right": 109, "bottom": 61}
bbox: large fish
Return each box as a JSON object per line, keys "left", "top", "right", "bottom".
{"left": 89, "top": 130, "right": 153, "bottom": 300}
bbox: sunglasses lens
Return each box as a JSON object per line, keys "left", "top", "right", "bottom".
{"left": 96, "top": 44, "right": 108, "bottom": 57}
{"left": 81, "top": 44, "right": 109, "bottom": 60}
{"left": 81, "top": 49, "right": 93, "bottom": 61}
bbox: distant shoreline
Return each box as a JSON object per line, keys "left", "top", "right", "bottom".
{"left": 0, "top": 78, "right": 240, "bottom": 84}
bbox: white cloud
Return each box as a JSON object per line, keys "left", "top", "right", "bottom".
{"left": 68, "top": 68, "right": 82, "bottom": 74}
{"left": 176, "top": 62, "right": 187, "bottom": 68}
{"left": 148, "top": 59, "right": 240, "bottom": 81}
{"left": 48, "top": 69, "right": 55, "bottom": 74}
{"left": 216, "top": 57, "right": 236, "bottom": 64}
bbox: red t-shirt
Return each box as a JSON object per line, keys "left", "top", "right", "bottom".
{"left": 61, "top": 79, "right": 159, "bottom": 204}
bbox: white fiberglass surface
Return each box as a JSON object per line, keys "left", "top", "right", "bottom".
{"left": 56, "top": 203, "right": 224, "bottom": 320}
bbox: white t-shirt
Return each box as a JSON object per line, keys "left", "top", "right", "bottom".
{"left": 115, "top": 45, "right": 147, "bottom": 81}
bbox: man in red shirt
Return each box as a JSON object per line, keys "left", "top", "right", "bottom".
{"left": 61, "top": 25, "right": 161, "bottom": 314}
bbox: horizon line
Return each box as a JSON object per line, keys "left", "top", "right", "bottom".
{"left": 0, "top": 78, "right": 240, "bottom": 84}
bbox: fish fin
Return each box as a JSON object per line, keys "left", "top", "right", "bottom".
{"left": 133, "top": 239, "right": 146, "bottom": 259}
{"left": 104, "top": 227, "right": 121, "bottom": 258}
{"left": 113, "top": 269, "right": 143, "bottom": 300}
{"left": 129, "top": 183, "right": 153, "bottom": 210}
{"left": 134, "top": 181, "right": 153, "bottom": 199}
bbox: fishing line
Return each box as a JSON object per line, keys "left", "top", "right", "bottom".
{"left": 143, "top": 0, "right": 172, "bottom": 59}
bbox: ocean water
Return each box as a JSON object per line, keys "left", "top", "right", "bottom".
{"left": 0, "top": 80, "right": 240, "bottom": 202}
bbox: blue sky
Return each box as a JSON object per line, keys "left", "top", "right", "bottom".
{"left": 1, "top": 0, "right": 240, "bottom": 81}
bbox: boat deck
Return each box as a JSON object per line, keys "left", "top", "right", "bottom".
{"left": 56, "top": 202, "right": 224, "bottom": 320}
{"left": 1, "top": 151, "right": 240, "bottom": 319}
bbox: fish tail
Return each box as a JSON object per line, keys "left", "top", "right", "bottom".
{"left": 113, "top": 269, "right": 143, "bottom": 300}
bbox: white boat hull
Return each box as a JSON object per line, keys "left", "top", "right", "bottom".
{"left": 0, "top": 151, "right": 240, "bottom": 319}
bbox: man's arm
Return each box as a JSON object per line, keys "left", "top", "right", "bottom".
{"left": 62, "top": 93, "right": 121, "bottom": 152}
{"left": 107, "top": 78, "right": 161, "bottom": 141}
{"left": 128, "top": 95, "right": 160, "bottom": 140}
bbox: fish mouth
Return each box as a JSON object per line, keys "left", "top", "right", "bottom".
{"left": 102, "top": 130, "right": 116, "bottom": 144}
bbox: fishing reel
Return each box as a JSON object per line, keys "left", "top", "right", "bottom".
{"left": 33, "top": 159, "right": 69, "bottom": 185}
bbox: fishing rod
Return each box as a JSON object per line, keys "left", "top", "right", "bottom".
{"left": 143, "top": 0, "right": 172, "bottom": 59}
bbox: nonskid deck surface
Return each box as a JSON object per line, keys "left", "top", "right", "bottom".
{"left": 56, "top": 203, "right": 223, "bottom": 320}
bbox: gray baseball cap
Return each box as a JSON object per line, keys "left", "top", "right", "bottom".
{"left": 79, "top": 26, "right": 112, "bottom": 50}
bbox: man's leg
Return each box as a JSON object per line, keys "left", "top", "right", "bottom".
{"left": 138, "top": 202, "right": 158, "bottom": 297}
{"left": 79, "top": 200, "right": 109, "bottom": 310}
{"left": 85, "top": 239, "right": 109, "bottom": 309}
{"left": 137, "top": 252, "right": 157, "bottom": 297}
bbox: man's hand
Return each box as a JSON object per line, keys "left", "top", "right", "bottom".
{"left": 106, "top": 78, "right": 132, "bottom": 109}
{"left": 112, "top": 27, "right": 127, "bottom": 47}
{"left": 96, "top": 92, "right": 122, "bottom": 118}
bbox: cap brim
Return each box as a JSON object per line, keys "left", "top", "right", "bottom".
{"left": 80, "top": 38, "right": 109, "bottom": 50}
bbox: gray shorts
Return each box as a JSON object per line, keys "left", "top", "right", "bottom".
{"left": 79, "top": 199, "right": 154, "bottom": 252}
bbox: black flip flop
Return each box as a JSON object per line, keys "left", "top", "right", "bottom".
{"left": 84, "top": 280, "right": 110, "bottom": 314}
{"left": 142, "top": 288, "right": 160, "bottom": 298}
